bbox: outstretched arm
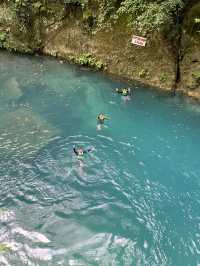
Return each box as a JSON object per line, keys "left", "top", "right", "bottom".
{"left": 86, "top": 147, "right": 94, "bottom": 153}
{"left": 73, "top": 147, "right": 78, "bottom": 155}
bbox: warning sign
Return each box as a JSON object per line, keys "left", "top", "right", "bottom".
{"left": 131, "top": 35, "right": 147, "bottom": 47}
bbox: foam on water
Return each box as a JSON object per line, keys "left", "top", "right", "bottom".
{"left": 0, "top": 51, "right": 200, "bottom": 265}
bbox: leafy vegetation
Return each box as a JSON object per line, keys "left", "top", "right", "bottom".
{"left": 160, "top": 73, "right": 168, "bottom": 82}
{"left": 139, "top": 68, "right": 149, "bottom": 79}
{"left": 195, "top": 18, "right": 200, "bottom": 23}
{"left": 117, "top": 0, "right": 185, "bottom": 33}
{"left": 192, "top": 72, "right": 200, "bottom": 86}
{"left": 194, "top": 17, "right": 200, "bottom": 33}
{"left": 6, "top": 0, "right": 188, "bottom": 34}
{"left": 0, "top": 32, "right": 7, "bottom": 44}
{"left": 0, "top": 31, "right": 9, "bottom": 49}
{"left": 70, "top": 53, "right": 104, "bottom": 69}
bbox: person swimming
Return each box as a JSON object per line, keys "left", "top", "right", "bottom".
{"left": 96, "top": 113, "right": 110, "bottom": 130}
{"left": 115, "top": 88, "right": 131, "bottom": 96}
{"left": 73, "top": 146, "right": 93, "bottom": 157}
{"left": 97, "top": 113, "right": 110, "bottom": 124}
{"left": 73, "top": 146, "right": 94, "bottom": 168}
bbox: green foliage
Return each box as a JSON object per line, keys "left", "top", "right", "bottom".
{"left": 195, "top": 18, "right": 200, "bottom": 23}
{"left": 63, "top": 0, "right": 88, "bottom": 5}
{"left": 12, "top": 0, "right": 47, "bottom": 27}
{"left": 32, "top": 1, "right": 42, "bottom": 9}
{"left": 160, "top": 73, "right": 168, "bottom": 82}
{"left": 95, "top": 1, "right": 117, "bottom": 28}
{"left": 9, "top": 0, "right": 188, "bottom": 35}
{"left": 139, "top": 68, "right": 149, "bottom": 78}
{"left": 71, "top": 53, "right": 104, "bottom": 69}
{"left": 0, "top": 32, "right": 9, "bottom": 48}
{"left": 195, "top": 18, "right": 200, "bottom": 33}
{"left": 32, "top": 1, "right": 43, "bottom": 13}
{"left": 0, "top": 30, "right": 33, "bottom": 53}
{"left": 0, "top": 32, "right": 7, "bottom": 43}
{"left": 116, "top": 0, "right": 185, "bottom": 34}
{"left": 83, "top": 0, "right": 185, "bottom": 34}
{"left": 192, "top": 72, "right": 200, "bottom": 85}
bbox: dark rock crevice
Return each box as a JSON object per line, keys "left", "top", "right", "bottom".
{"left": 172, "top": 0, "right": 200, "bottom": 96}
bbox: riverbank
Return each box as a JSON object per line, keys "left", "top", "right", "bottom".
{"left": 0, "top": 1, "right": 199, "bottom": 99}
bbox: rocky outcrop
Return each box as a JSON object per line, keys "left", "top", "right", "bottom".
{"left": 180, "top": 2, "right": 200, "bottom": 99}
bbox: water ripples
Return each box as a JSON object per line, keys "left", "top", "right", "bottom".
{"left": 0, "top": 52, "right": 199, "bottom": 265}
{"left": 0, "top": 130, "right": 199, "bottom": 265}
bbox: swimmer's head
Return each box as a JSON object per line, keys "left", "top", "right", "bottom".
{"left": 98, "top": 113, "right": 105, "bottom": 120}
{"left": 122, "top": 88, "right": 128, "bottom": 95}
{"left": 77, "top": 147, "right": 84, "bottom": 156}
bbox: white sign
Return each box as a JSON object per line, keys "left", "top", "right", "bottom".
{"left": 131, "top": 35, "right": 147, "bottom": 47}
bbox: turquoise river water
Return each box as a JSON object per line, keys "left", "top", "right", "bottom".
{"left": 0, "top": 51, "right": 199, "bottom": 266}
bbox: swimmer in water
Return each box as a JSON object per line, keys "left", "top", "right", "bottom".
{"left": 97, "top": 113, "right": 110, "bottom": 124}
{"left": 115, "top": 87, "right": 131, "bottom": 96}
{"left": 97, "top": 113, "right": 110, "bottom": 130}
{"left": 73, "top": 146, "right": 94, "bottom": 167}
{"left": 73, "top": 146, "right": 93, "bottom": 158}
{"left": 115, "top": 87, "right": 131, "bottom": 102}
